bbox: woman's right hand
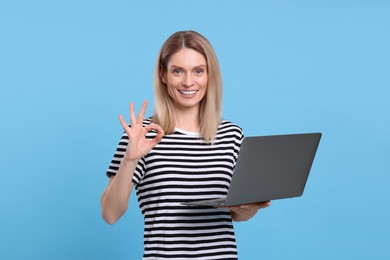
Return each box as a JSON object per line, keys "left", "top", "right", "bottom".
{"left": 118, "top": 100, "right": 164, "bottom": 161}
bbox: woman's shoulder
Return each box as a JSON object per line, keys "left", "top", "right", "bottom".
{"left": 125, "top": 118, "right": 153, "bottom": 128}
{"left": 218, "top": 120, "right": 244, "bottom": 137}
{"left": 142, "top": 117, "right": 153, "bottom": 126}
{"left": 219, "top": 120, "right": 243, "bottom": 130}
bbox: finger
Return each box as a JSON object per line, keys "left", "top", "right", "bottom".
{"left": 118, "top": 114, "right": 129, "bottom": 131}
{"left": 147, "top": 123, "right": 164, "bottom": 143}
{"left": 241, "top": 203, "right": 264, "bottom": 210}
{"left": 137, "top": 100, "right": 148, "bottom": 124}
{"left": 129, "top": 102, "right": 137, "bottom": 127}
{"left": 227, "top": 206, "right": 241, "bottom": 212}
{"left": 259, "top": 201, "right": 271, "bottom": 208}
{"left": 230, "top": 207, "right": 246, "bottom": 214}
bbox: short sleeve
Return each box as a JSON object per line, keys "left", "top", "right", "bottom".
{"left": 232, "top": 125, "right": 244, "bottom": 164}
{"left": 106, "top": 131, "right": 127, "bottom": 178}
{"left": 105, "top": 131, "right": 146, "bottom": 185}
{"left": 217, "top": 120, "right": 244, "bottom": 167}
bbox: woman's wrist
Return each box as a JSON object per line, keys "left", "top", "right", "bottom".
{"left": 122, "top": 154, "right": 140, "bottom": 164}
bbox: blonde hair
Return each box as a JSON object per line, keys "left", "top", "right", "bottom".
{"left": 152, "top": 30, "right": 222, "bottom": 142}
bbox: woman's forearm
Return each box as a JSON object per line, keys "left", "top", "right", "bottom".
{"left": 100, "top": 157, "right": 138, "bottom": 224}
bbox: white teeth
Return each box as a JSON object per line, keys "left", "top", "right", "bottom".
{"left": 180, "top": 90, "right": 197, "bottom": 95}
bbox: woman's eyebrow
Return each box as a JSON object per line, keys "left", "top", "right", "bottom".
{"left": 169, "top": 64, "right": 207, "bottom": 68}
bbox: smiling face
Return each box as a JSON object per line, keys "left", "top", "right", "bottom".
{"left": 161, "top": 48, "right": 208, "bottom": 112}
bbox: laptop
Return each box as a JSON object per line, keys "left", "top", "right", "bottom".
{"left": 182, "top": 133, "right": 322, "bottom": 207}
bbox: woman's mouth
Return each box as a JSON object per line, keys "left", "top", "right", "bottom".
{"left": 179, "top": 90, "right": 198, "bottom": 97}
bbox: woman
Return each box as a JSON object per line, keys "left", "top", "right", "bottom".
{"left": 101, "top": 30, "right": 270, "bottom": 259}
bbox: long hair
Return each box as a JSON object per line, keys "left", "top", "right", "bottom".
{"left": 152, "top": 30, "right": 222, "bottom": 142}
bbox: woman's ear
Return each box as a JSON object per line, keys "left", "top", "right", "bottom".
{"left": 160, "top": 70, "right": 167, "bottom": 84}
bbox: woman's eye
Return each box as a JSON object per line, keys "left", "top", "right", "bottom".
{"left": 172, "top": 68, "right": 183, "bottom": 75}
{"left": 194, "top": 69, "right": 204, "bottom": 75}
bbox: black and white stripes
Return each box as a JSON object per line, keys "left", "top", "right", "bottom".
{"left": 107, "top": 119, "right": 243, "bottom": 259}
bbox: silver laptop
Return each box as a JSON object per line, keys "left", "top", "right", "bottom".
{"left": 182, "top": 133, "right": 322, "bottom": 207}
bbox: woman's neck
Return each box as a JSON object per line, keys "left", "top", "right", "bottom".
{"left": 174, "top": 106, "right": 201, "bottom": 132}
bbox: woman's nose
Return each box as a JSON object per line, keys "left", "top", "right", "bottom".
{"left": 182, "top": 74, "right": 194, "bottom": 87}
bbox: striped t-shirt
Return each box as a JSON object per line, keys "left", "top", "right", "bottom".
{"left": 106, "top": 119, "right": 244, "bottom": 259}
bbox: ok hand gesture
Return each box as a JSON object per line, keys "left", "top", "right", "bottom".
{"left": 118, "top": 100, "right": 164, "bottom": 161}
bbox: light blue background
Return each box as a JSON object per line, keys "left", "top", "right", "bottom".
{"left": 1, "top": 0, "right": 389, "bottom": 259}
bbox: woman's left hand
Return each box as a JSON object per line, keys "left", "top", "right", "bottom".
{"left": 221, "top": 201, "right": 271, "bottom": 222}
